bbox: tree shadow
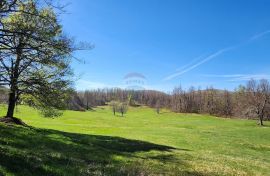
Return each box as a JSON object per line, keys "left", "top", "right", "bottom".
{"left": 0, "top": 124, "right": 207, "bottom": 176}
{"left": 260, "top": 123, "right": 270, "bottom": 127}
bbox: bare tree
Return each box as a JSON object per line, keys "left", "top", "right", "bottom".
{"left": 118, "top": 102, "right": 128, "bottom": 117}
{"left": 109, "top": 101, "right": 118, "bottom": 116}
{"left": 223, "top": 90, "right": 233, "bottom": 117}
{"left": 246, "top": 79, "right": 270, "bottom": 125}
{"left": 155, "top": 99, "right": 161, "bottom": 114}
{"left": 83, "top": 90, "right": 91, "bottom": 110}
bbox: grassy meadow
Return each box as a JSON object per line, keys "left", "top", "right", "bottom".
{"left": 0, "top": 105, "right": 270, "bottom": 176}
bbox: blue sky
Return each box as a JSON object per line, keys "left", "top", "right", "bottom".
{"left": 60, "top": 0, "right": 270, "bottom": 92}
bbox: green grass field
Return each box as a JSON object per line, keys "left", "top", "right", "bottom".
{"left": 0, "top": 105, "right": 270, "bottom": 176}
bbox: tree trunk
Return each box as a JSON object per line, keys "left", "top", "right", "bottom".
{"left": 259, "top": 116, "right": 264, "bottom": 126}
{"left": 6, "top": 42, "right": 22, "bottom": 118}
{"left": 6, "top": 91, "right": 16, "bottom": 118}
{"left": 86, "top": 101, "right": 89, "bottom": 110}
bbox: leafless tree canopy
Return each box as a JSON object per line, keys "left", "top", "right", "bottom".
{"left": 69, "top": 79, "right": 270, "bottom": 125}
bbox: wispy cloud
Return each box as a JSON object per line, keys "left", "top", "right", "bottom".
{"left": 163, "top": 30, "right": 270, "bottom": 81}
{"left": 203, "top": 74, "right": 270, "bottom": 82}
{"left": 250, "top": 30, "right": 270, "bottom": 41}
{"left": 202, "top": 74, "right": 246, "bottom": 78}
{"left": 76, "top": 80, "right": 109, "bottom": 90}
{"left": 175, "top": 54, "right": 206, "bottom": 71}
{"left": 76, "top": 80, "right": 126, "bottom": 90}
{"left": 76, "top": 79, "right": 174, "bottom": 92}
{"left": 163, "top": 47, "right": 234, "bottom": 81}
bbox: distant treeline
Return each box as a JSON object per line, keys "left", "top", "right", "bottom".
{"left": 0, "top": 86, "right": 8, "bottom": 104}
{"left": 1, "top": 80, "right": 270, "bottom": 125}
{"left": 69, "top": 79, "right": 270, "bottom": 125}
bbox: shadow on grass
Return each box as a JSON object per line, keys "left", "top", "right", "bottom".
{"left": 261, "top": 124, "right": 270, "bottom": 127}
{"left": 0, "top": 124, "right": 207, "bottom": 176}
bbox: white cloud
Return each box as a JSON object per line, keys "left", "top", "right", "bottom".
{"left": 163, "top": 29, "right": 270, "bottom": 81}
{"left": 250, "top": 30, "right": 270, "bottom": 41}
{"left": 203, "top": 74, "right": 270, "bottom": 82}
{"left": 75, "top": 80, "right": 175, "bottom": 92}
{"left": 76, "top": 79, "right": 115, "bottom": 90}
{"left": 163, "top": 47, "right": 233, "bottom": 81}
{"left": 175, "top": 54, "right": 206, "bottom": 71}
